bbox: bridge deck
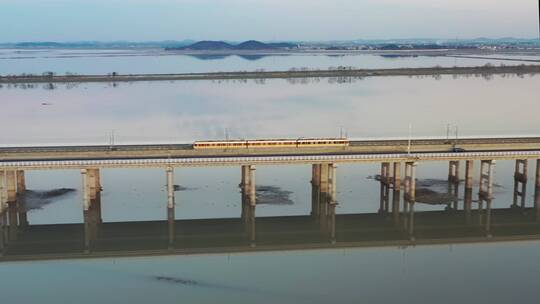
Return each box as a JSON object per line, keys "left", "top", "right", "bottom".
{"left": 1, "top": 137, "right": 540, "bottom": 169}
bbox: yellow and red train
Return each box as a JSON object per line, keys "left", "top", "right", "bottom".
{"left": 193, "top": 138, "right": 349, "bottom": 149}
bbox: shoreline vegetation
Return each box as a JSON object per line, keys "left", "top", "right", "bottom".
{"left": 1, "top": 64, "right": 539, "bottom": 84}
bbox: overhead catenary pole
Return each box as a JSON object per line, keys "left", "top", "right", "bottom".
{"left": 407, "top": 122, "right": 412, "bottom": 155}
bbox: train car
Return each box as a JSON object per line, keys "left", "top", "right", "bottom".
{"left": 193, "top": 138, "right": 349, "bottom": 149}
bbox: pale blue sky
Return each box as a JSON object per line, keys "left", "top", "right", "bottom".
{"left": 0, "top": 0, "right": 537, "bottom": 42}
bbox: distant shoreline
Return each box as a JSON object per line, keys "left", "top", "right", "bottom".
{"left": 1, "top": 64, "right": 539, "bottom": 84}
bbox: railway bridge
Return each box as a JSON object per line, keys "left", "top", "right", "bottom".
{"left": 1, "top": 136, "right": 540, "bottom": 218}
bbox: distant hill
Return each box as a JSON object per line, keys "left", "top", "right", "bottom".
{"left": 236, "top": 40, "right": 269, "bottom": 50}
{"left": 181, "top": 40, "right": 235, "bottom": 50}
{"left": 169, "top": 40, "right": 298, "bottom": 51}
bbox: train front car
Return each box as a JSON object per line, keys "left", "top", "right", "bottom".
{"left": 193, "top": 140, "right": 248, "bottom": 149}
{"left": 193, "top": 138, "right": 349, "bottom": 149}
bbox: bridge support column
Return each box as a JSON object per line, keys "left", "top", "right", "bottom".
{"left": 513, "top": 160, "right": 528, "bottom": 208}
{"left": 319, "top": 164, "right": 329, "bottom": 193}
{"left": 329, "top": 164, "right": 337, "bottom": 204}
{"left": 479, "top": 160, "right": 496, "bottom": 199}
{"left": 249, "top": 166, "right": 256, "bottom": 206}
{"left": 81, "top": 169, "right": 90, "bottom": 211}
{"left": 381, "top": 162, "right": 391, "bottom": 185}
{"left": 393, "top": 162, "right": 401, "bottom": 189}
{"left": 165, "top": 167, "right": 175, "bottom": 248}
{"left": 6, "top": 171, "right": 17, "bottom": 203}
{"left": 404, "top": 162, "right": 417, "bottom": 202}
{"left": 536, "top": 159, "right": 540, "bottom": 188}
{"left": 448, "top": 161, "right": 460, "bottom": 184}
{"left": 86, "top": 169, "right": 101, "bottom": 200}
{"left": 241, "top": 165, "right": 256, "bottom": 206}
{"left": 0, "top": 171, "right": 6, "bottom": 214}
{"left": 311, "top": 164, "right": 321, "bottom": 187}
{"left": 166, "top": 167, "right": 174, "bottom": 209}
{"left": 465, "top": 160, "right": 474, "bottom": 189}
{"left": 16, "top": 170, "right": 25, "bottom": 194}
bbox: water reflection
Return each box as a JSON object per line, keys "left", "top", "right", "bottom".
{"left": 1, "top": 180, "right": 539, "bottom": 261}
{"left": 1, "top": 72, "right": 538, "bottom": 91}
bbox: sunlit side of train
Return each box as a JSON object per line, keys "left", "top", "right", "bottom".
{"left": 193, "top": 138, "right": 349, "bottom": 149}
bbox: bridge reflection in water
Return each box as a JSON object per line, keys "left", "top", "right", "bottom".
{"left": 1, "top": 173, "right": 540, "bottom": 262}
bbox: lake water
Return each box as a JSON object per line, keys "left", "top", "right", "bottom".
{"left": 0, "top": 48, "right": 539, "bottom": 75}
{"left": 1, "top": 60, "right": 540, "bottom": 303}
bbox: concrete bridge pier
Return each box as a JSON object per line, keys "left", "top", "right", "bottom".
{"left": 328, "top": 164, "right": 337, "bottom": 204}
{"left": 311, "top": 163, "right": 335, "bottom": 217}
{"left": 393, "top": 162, "right": 401, "bottom": 189}
{"left": 165, "top": 167, "right": 176, "bottom": 249}
{"left": 536, "top": 159, "right": 540, "bottom": 188}
{"left": 312, "top": 164, "right": 331, "bottom": 192}
{"left": 241, "top": 165, "right": 256, "bottom": 206}
{"left": 381, "top": 162, "right": 391, "bottom": 185}
{"left": 311, "top": 184, "right": 328, "bottom": 224}
{"left": 0, "top": 171, "right": 6, "bottom": 215}
{"left": 6, "top": 171, "right": 17, "bottom": 203}
{"left": 404, "top": 162, "right": 417, "bottom": 202}
{"left": 465, "top": 160, "right": 474, "bottom": 189}
{"left": 448, "top": 161, "right": 460, "bottom": 184}
{"left": 479, "top": 160, "right": 496, "bottom": 199}
{"left": 513, "top": 160, "right": 528, "bottom": 208}
{"left": 81, "top": 169, "right": 102, "bottom": 211}
{"left": 81, "top": 169, "right": 90, "bottom": 211}
{"left": 166, "top": 167, "right": 175, "bottom": 209}
{"left": 311, "top": 164, "right": 321, "bottom": 187}
{"left": 16, "top": 170, "right": 26, "bottom": 194}
{"left": 319, "top": 164, "right": 329, "bottom": 193}
{"left": 380, "top": 162, "right": 401, "bottom": 190}
{"left": 87, "top": 169, "right": 100, "bottom": 200}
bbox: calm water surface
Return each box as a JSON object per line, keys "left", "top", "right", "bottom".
{"left": 0, "top": 48, "right": 538, "bottom": 75}
{"left": 1, "top": 75, "right": 538, "bottom": 144}
{"left": 1, "top": 70, "right": 540, "bottom": 303}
